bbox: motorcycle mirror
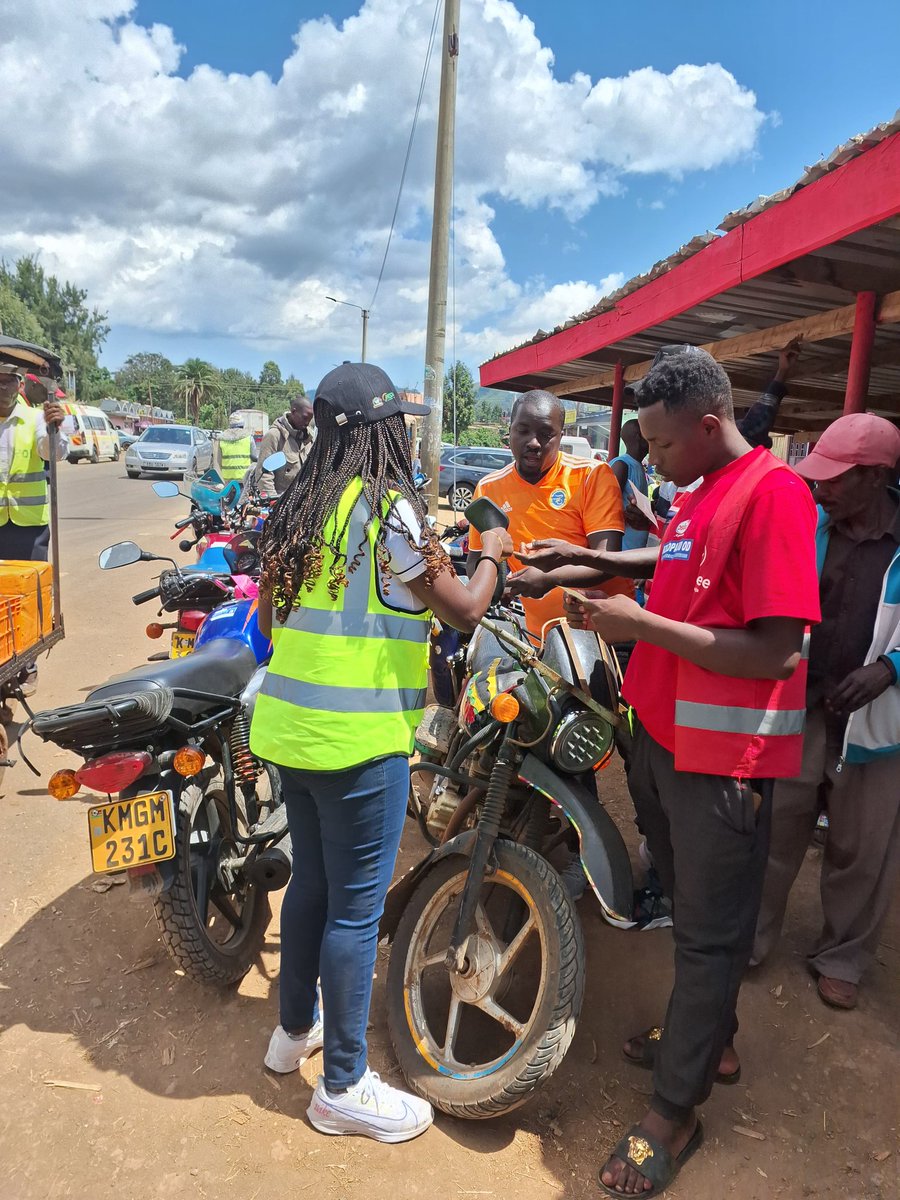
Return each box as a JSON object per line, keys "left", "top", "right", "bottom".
{"left": 464, "top": 496, "right": 509, "bottom": 533}
{"left": 262, "top": 450, "right": 286, "bottom": 472}
{"left": 178, "top": 539, "right": 194, "bottom": 552}
{"left": 152, "top": 481, "right": 180, "bottom": 499}
{"left": 98, "top": 541, "right": 143, "bottom": 570}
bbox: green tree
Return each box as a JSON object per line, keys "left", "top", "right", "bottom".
{"left": 259, "top": 360, "right": 282, "bottom": 387}
{"left": 0, "top": 280, "right": 46, "bottom": 344}
{"left": 474, "top": 398, "right": 503, "bottom": 423}
{"left": 0, "top": 255, "right": 109, "bottom": 402}
{"left": 174, "top": 358, "right": 222, "bottom": 426}
{"left": 442, "top": 360, "right": 477, "bottom": 437}
{"left": 115, "top": 352, "right": 176, "bottom": 409}
{"left": 459, "top": 428, "right": 503, "bottom": 448}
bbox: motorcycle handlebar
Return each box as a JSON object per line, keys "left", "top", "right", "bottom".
{"left": 132, "top": 587, "right": 160, "bottom": 605}
{"left": 173, "top": 514, "right": 195, "bottom": 530}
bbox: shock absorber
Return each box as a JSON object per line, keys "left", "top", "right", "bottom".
{"left": 228, "top": 710, "right": 259, "bottom": 788}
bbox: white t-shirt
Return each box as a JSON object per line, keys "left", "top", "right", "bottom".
{"left": 378, "top": 497, "right": 427, "bottom": 612}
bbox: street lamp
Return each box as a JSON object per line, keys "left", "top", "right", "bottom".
{"left": 326, "top": 296, "right": 369, "bottom": 364}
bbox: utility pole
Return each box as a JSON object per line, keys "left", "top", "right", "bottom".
{"left": 420, "top": 0, "right": 460, "bottom": 515}
{"left": 361, "top": 307, "right": 369, "bottom": 364}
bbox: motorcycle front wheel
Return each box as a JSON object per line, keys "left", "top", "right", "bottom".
{"left": 153, "top": 782, "right": 271, "bottom": 985}
{"left": 386, "top": 840, "right": 584, "bottom": 1118}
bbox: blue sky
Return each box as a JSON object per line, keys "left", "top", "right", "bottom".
{"left": 5, "top": 0, "right": 900, "bottom": 394}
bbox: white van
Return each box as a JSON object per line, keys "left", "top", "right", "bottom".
{"left": 65, "top": 406, "right": 121, "bottom": 464}
{"left": 560, "top": 435, "right": 594, "bottom": 460}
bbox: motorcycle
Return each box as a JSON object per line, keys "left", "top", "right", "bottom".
{"left": 27, "top": 576, "right": 288, "bottom": 985}
{"left": 381, "top": 497, "right": 634, "bottom": 1118}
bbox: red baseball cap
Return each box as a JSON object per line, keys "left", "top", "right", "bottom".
{"left": 794, "top": 413, "right": 900, "bottom": 482}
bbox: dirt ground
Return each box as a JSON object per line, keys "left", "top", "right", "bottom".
{"left": 0, "top": 461, "right": 897, "bottom": 1200}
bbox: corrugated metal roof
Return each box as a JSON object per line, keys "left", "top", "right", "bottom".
{"left": 485, "top": 111, "right": 900, "bottom": 364}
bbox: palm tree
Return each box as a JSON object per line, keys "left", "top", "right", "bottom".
{"left": 174, "top": 358, "right": 221, "bottom": 425}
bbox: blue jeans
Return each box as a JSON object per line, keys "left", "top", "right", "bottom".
{"left": 277, "top": 755, "right": 408, "bottom": 1092}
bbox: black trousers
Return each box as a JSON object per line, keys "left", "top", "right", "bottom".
{"left": 0, "top": 523, "right": 49, "bottom": 562}
{"left": 625, "top": 718, "right": 772, "bottom": 1120}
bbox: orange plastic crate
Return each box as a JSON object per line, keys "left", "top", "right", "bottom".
{"left": 0, "top": 595, "right": 23, "bottom": 663}
{"left": 0, "top": 561, "right": 53, "bottom": 655}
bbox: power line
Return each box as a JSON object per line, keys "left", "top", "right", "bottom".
{"left": 368, "top": 0, "right": 443, "bottom": 313}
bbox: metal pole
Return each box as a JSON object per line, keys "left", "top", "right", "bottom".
{"left": 47, "top": 423, "right": 63, "bottom": 636}
{"left": 420, "top": 0, "right": 461, "bottom": 515}
{"left": 608, "top": 361, "right": 625, "bottom": 457}
{"left": 844, "top": 291, "right": 877, "bottom": 414}
{"left": 361, "top": 309, "right": 369, "bottom": 364}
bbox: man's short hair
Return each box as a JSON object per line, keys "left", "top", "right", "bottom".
{"left": 630, "top": 346, "right": 733, "bottom": 419}
{"left": 290, "top": 394, "right": 311, "bottom": 409}
{"left": 510, "top": 389, "right": 566, "bottom": 425}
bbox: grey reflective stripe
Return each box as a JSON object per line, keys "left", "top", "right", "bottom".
{"left": 675, "top": 701, "right": 805, "bottom": 737}
{"left": 262, "top": 671, "right": 426, "bottom": 714}
{"left": 9, "top": 472, "right": 47, "bottom": 483}
{"left": 800, "top": 630, "right": 810, "bottom": 660}
{"left": 7, "top": 494, "right": 47, "bottom": 506}
{"left": 289, "top": 605, "right": 427, "bottom": 641}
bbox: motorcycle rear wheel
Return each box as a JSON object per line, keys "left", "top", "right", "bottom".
{"left": 386, "top": 840, "right": 583, "bottom": 1118}
{"left": 154, "top": 783, "right": 270, "bottom": 985}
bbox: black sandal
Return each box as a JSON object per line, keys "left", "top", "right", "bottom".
{"left": 622, "top": 1026, "right": 741, "bottom": 1085}
{"left": 598, "top": 1120, "right": 704, "bottom": 1198}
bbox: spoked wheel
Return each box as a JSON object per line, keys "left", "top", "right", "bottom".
{"left": 154, "top": 783, "right": 271, "bottom": 985}
{"left": 386, "top": 840, "right": 583, "bottom": 1118}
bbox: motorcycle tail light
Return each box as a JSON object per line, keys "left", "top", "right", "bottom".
{"left": 179, "top": 609, "right": 206, "bottom": 632}
{"left": 48, "top": 768, "right": 80, "bottom": 800}
{"left": 490, "top": 693, "right": 520, "bottom": 724}
{"left": 549, "top": 711, "right": 614, "bottom": 775}
{"left": 76, "top": 751, "right": 152, "bottom": 794}
{"left": 146, "top": 622, "right": 164, "bottom": 639}
{"left": 174, "top": 746, "right": 205, "bottom": 777}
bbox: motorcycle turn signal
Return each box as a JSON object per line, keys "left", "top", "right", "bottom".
{"left": 490, "top": 693, "right": 520, "bottom": 724}
{"left": 173, "top": 746, "right": 205, "bottom": 777}
{"left": 48, "top": 768, "right": 80, "bottom": 800}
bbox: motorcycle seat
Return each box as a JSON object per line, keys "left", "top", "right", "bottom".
{"left": 90, "top": 639, "right": 258, "bottom": 704}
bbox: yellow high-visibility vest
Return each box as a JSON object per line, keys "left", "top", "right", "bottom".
{"left": 219, "top": 435, "right": 253, "bottom": 481}
{"left": 0, "top": 406, "right": 49, "bottom": 527}
{"left": 250, "top": 478, "right": 430, "bottom": 772}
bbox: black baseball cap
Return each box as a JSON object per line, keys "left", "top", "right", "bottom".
{"left": 625, "top": 344, "right": 713, "bottom": 402}
{"left": 315, "top": 363, "right": 430, "bottom": 429}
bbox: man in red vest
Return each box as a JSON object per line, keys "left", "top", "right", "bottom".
{"left": 522, "top": 346, "right": 820, "bottom": 1197}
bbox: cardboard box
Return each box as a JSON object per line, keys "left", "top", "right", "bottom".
{"left": 0, "top": 560, "right": 54, "bottom": 657}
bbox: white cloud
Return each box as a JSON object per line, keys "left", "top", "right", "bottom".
{"left": 0, "top": 0, "right": 767, "bottom": 373}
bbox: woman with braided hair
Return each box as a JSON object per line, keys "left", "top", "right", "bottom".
{"left": 250, "top": 363, "right": 512, "bottom": 1143}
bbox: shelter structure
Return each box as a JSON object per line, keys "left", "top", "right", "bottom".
{"left": 480, "top": 115, "right": 900, "bottom": 454}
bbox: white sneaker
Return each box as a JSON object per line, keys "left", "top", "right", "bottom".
{"left": 307, "top": 1067, "right": 433, "bottom": 1143}
{"left": 264, "top": 1019, "right": 324, "bottom": 1073}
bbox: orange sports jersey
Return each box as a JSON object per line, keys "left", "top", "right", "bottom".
{"left": 469, "top": 452, "right": 633, "bottom": 638}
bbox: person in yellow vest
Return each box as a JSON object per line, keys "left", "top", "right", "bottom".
{"left": 250, "top": 362, "right": 512, "bottom": 1144}
{"left": 0, "top": 359, "right": 67, "bottom": 562}
{"left": 216, "top": 414, "right": 257, "bottom": 481}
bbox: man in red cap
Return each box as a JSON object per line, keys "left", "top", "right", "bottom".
{"left": 753, "top": 413, "right": 900, "bottom": 1010}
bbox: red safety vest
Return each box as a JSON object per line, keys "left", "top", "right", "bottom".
{"left": 672, "top": 451, "right": 808, "bottom": 779}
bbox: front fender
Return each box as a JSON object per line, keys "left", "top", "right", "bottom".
{"left": 379, "top": 830, "right": 478, "bottom": 943}
{"left": 518, "top": 753, "right": 635, "bottom": 928}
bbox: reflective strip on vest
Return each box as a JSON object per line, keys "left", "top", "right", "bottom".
{"left": 0, "top": 410, "right": 49, "bottom": 527}
{"left": 675, "top": 701, "right": 806, "bottom": 737}
{"left": 220, "top": 437, "right": 253, "bottom": 480}
{"left": 250, "top": 479, "right": 429, "bottom": 772}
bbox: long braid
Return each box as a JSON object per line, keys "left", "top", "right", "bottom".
{"left": 259, "top": 401, "right": 447, "bottom": 619}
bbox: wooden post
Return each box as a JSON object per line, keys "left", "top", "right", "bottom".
{"left": 608, "top": 361, "right": 624, "bottom": 456}
{"left": 843, "top": 291, "right": 877, "bottom": 414}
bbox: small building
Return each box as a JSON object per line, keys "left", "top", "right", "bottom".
{"left": 481, "top": 114, "right": 900, "bottom": 458}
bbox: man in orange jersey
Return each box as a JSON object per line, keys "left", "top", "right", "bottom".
{"left": 466, "top": 390, "right": 630, "bottom": 641}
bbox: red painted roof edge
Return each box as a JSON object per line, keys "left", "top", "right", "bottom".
{"left": 480, "top": 129, "right": 900, "bottom": 388}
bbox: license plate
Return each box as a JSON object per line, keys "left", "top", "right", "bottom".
{"left": 171, "top": 631, "right": 195, "bottom": 657}
{"left": 87, "top": 791, "right": 176, "bottom": 874}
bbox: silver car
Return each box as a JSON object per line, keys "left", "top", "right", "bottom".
{"left": 125, "top": 425, "right": 213, "bottom": 478}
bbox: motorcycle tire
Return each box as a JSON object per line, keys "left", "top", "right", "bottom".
{"left": 386, "top": 839, "right": 584, "bottom": 1118}
{"left": 153, "top": 783, "right": 271, "bottom": 985}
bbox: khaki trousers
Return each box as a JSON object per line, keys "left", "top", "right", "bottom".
{"left": 754, "top": 703, "right": 900, "bottom": 983}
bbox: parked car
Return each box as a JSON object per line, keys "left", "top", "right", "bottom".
{"left": 125, "top": 425, "right": 213, "bottom": 478}
{"left": 117, "top": 429, "right": 139, "bottom": 450}
{"left": 438, "top": 446, "right": 513, "bottom": 511}
{"left": 65, "top": 406, "right": 121, "bottom": 464}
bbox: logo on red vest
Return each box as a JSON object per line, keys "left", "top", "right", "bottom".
{"left": 661, "top": 538, "right": 693, "bottom": 562}
{"left": 674, "top": 519, "right": 691, "bottom": 536}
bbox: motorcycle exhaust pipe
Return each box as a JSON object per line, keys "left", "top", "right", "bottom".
{"left": 245, "top": 832, "right": 292, "bottom": 891}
